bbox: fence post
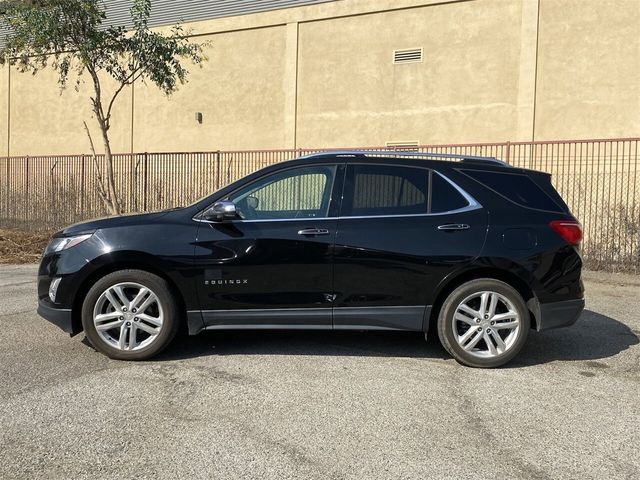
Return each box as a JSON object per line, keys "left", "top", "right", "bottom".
{"left": 143, "top": 152, "right": 148, "bottom": 212}
{"left": 129, "top": 154, "right": 135, "bottom": 213}
{"left": 80, "top": 154, "right": 85, "bottom": 218}
{"left": 505, "top": 141, "right": 511, "bottom": 164}
{"left": 3, "top": 156, "right": 8, "bottom": 227}
{"left": 215, "top": 150, "right": 221, "bottom": 190}
{"left": 25, "top": 155, "right": 30, "bottom": 224}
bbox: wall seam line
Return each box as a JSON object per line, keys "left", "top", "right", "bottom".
{"left": 293, "top": 21, "right": 299, "bottom": 149}
{"left": 130, "top": 81, "right": 135, "bottom": 154}
{"left": 531, "top": 0, "right": 541, "bottom": 142}
{"left": 6, "top": 67, "right": 10, "bottom": 157}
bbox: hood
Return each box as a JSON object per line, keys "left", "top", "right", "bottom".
{"left": 56, "top": 210, "right": 176, "bottom": 237}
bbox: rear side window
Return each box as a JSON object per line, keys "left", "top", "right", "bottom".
{"left": 342, "top": 165, "right": 429, "bottom": 216}
{"left": 463, "top": 170, "right": 563, "bottom": 212}
{"left": 341, "top": 165, "right": 473, "bottom": 217}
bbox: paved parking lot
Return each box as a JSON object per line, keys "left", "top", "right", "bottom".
{"left": 0, "top": 265, "right": 638, "bottom": 480}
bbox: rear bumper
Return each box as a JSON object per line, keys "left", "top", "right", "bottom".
{"left": 537, "top": 298, "right": 585, "bottom": 331}
{"left": 37, "top": 300, "right": 74, "bottom": 335}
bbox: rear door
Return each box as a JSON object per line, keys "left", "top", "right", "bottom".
{"left": 332, "top": 162, "right": 488, "bottom": 331}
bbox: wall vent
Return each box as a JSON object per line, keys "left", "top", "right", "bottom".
{"left": 385, "top": 141, "right": 420, "bottom": 151}
{"left": 393, "top": 48, "right": 423, "bottom": 64}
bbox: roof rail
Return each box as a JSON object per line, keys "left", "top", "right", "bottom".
{"left": 298, "top": 150, "right": 511, "bottom": 167}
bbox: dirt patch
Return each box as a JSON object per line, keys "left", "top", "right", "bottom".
{"left": 0, "top": 229, "right": 52, "bottom": 264}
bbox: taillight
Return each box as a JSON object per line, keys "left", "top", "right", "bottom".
{"left": 549, "top": 220, "right": 582, "bottom": 245}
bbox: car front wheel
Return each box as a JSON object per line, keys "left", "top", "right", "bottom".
{"left": 437, "top": 279, "right": 530, "bottom": 368}
{"left": 81, "top": 269, "right": 179, "bottom": 360}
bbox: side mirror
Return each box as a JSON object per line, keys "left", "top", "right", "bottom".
{"left": 204, "top": 201, "right": 237, "bottom": 222}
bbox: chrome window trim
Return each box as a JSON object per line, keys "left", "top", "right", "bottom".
{"left": 338, "top": 203, "right": 482, "bottom": 220}
{"left": 194, "top": 216, "right": 332, "bottom": 224}
{"left": 193, "top": 206, "right": 482, "bottom": 224}
{"left": 193, "top": 166, "right": 481, "bottom": 224}
{"left": 432, "top": 170, "right": 481, "bottom": 211}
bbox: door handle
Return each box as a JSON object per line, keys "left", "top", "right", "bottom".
{"left": 298, "top": 228, "right": 330, "bottom": 236}
{"left": 437, "top": 223, "right": 470, "bottom": 231}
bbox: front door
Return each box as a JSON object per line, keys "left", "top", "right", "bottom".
{"left": 193, "top": 163, "right": 341, "bottom": 329}
{"left": 332, "top": 163, "right": 488, "bottom": 331}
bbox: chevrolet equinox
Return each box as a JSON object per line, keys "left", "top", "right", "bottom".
{"left": 37, "top": 151, "right": 585, "bottom": 367}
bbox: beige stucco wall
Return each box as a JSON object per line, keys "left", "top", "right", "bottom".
{"left": 7, "top": 66, "right": 133, "bottom": 156}
{"left": 296, "top": 0, "right": 524, "bottom": 147}
{"left": 133, "top": 25, "right": 289, "bottom": 152}
{"left": 534, "top": 0, "right": 640, "bottom": 140}
{"left": 0, "top": 0, "right": 638, "bottom": 156}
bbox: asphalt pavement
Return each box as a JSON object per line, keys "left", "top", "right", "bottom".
{"left": 0, "top": 265, "right": 638, "bottom": 480}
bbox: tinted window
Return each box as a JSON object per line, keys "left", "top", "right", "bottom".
{"left": 229, "top": 165, "right": 336, "bottom": 220}
{"left": 431, "top": 173, "right": 470, "bottom": 213}
{"left": 464, "top": 170, "right": 562, "bottom": 212}
{"left": 342, "top": 165, "right": 428, "bottom": 216}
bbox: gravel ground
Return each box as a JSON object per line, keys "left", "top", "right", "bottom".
{"left": 0, "top": 265, "right": 638, "bottom": 480}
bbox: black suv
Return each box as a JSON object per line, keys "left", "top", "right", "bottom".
{"left": 37, "top": 151, "right": 584, "bottom": 367}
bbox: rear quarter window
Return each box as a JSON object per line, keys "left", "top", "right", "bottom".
{"left": 462, "top": 169, "right": 563, "bottom": 212}
{"left": 431, "top": 172, "right": 470, "bottom": 213}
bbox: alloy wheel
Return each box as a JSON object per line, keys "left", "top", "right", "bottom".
{"left": 92, "top": 282, "right": 164, "bottom": 351}
{"left": 453, "top": 291, "right": 521, "bottom": 358}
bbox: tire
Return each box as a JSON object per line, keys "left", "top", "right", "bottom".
{"left": 81, "top": 269, "right": 180, "bottom": 360}
{"left": 437, "top": 278, "right": 529, "bottom": 368}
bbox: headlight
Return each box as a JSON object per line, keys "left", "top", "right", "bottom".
{"left": 45, "top": 233, "right": 93, "bottom": 254}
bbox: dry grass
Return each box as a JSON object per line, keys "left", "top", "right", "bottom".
{"left": 582, "top": 202, "right": 640, "bottom": 274}
{"left": 0, "top": 229, "right": 52, "bottom": 264}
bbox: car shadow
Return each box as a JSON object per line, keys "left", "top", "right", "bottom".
{"left": 154, "top": 309, "right": 638, "bottom": 367}
{"left": 509, "top": 309, "right": 639, "bottom": 367}
{"left": 157, "top": 330, "right": 450, "bottom": 361}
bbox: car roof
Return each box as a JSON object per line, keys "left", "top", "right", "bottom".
{"left": 300, "top": 150, "right": 509, "bottom": 165}
{"left": 274, "top": 150, "right": 544, "bottom": 175}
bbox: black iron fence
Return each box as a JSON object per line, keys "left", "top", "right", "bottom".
{"left": 1, "top": 138, "right": 638, "bottom": 272}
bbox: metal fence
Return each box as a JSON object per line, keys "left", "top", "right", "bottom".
{"left": 1, "top": 138, "right": 639, "bottom": 272}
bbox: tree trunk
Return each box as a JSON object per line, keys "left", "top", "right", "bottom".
{"left": 98, "top": 120, "right": 121, "bottom": 216}
{"left": 83, "top": 121, "right": 112, "bottom": 212}
{"left": 88, "top": 70, "right": 121, "bottom": 216}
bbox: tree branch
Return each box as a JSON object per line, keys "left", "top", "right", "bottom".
{"left": 105, "top": 67, "right": 141, "bottom": 123}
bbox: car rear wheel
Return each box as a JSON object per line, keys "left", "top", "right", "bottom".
{"left": 437, "top": 278, "right": 529, "bottom": 368}
{"left": 81, "top": 270, "right": 179, "bottom": 360}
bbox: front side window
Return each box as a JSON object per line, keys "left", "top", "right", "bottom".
{"left": 228, "top": 165, "right": 336, "bottom": 220}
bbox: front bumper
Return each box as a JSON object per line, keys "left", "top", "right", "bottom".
{"left": 37, "top": 300, "right": 74, "bottom": 335}
{"left": 537, "top": 298, "right": 585, "bottom": 330}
